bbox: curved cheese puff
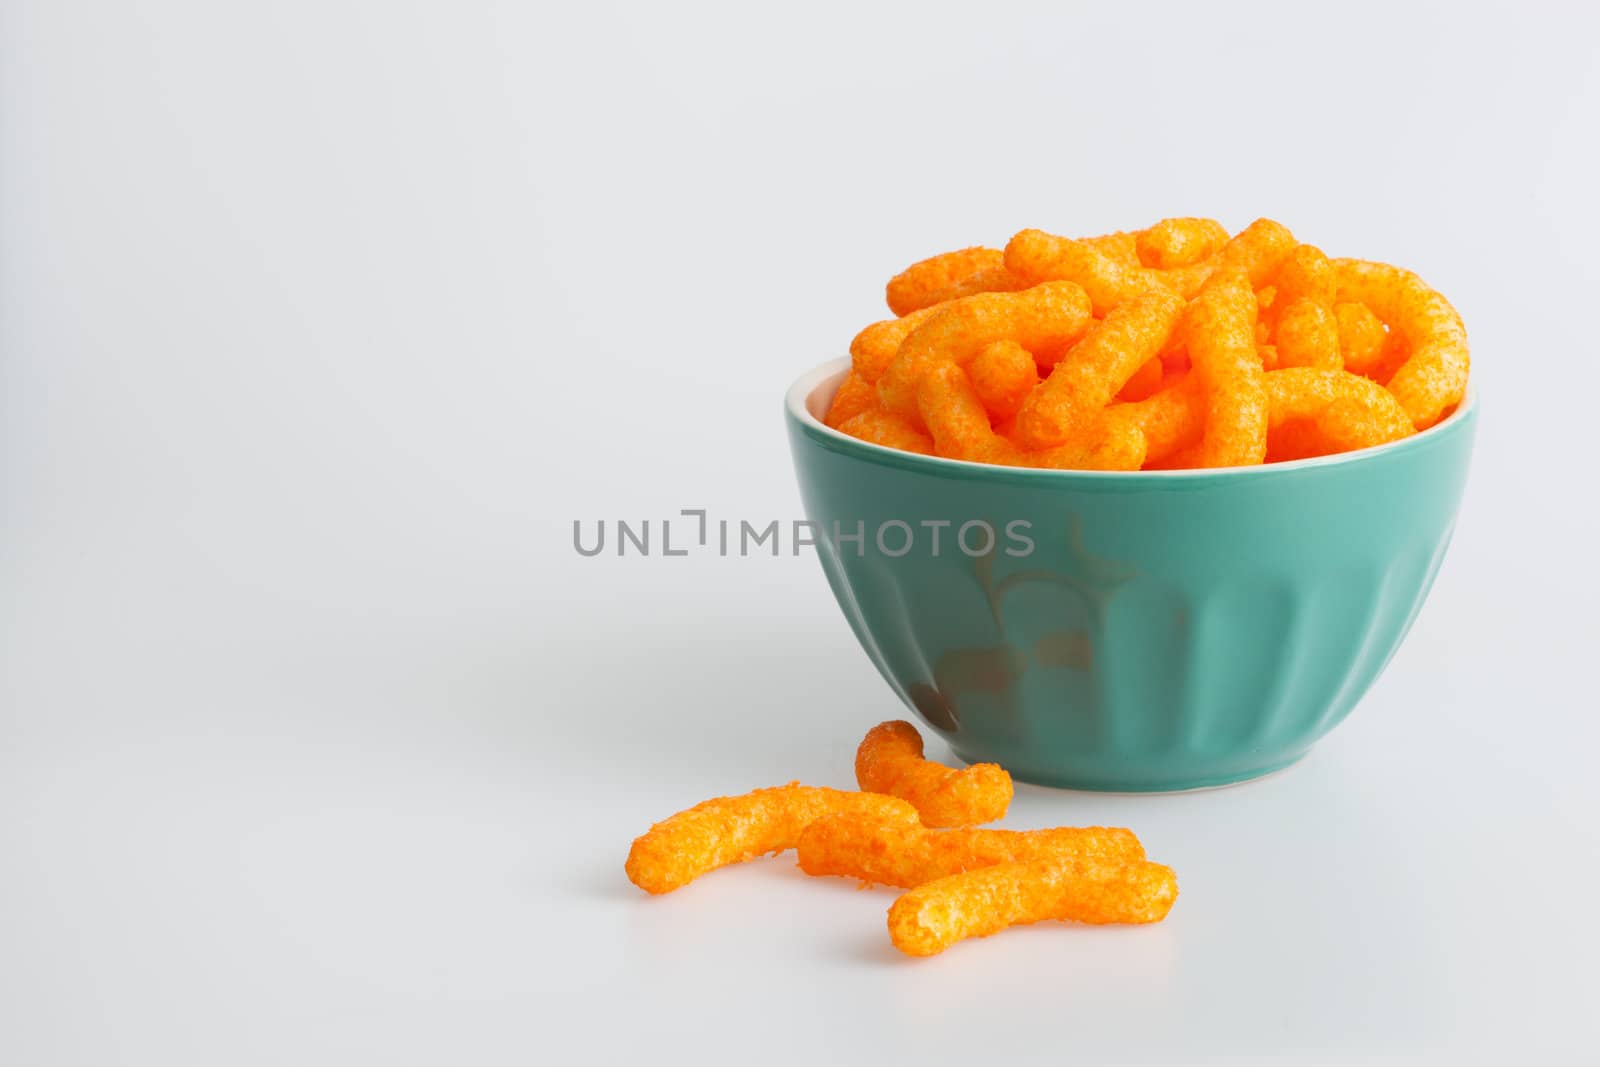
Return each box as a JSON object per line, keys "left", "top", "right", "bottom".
{"left": 1153, "top": 258, "right": 1219, "bottom": 298}
{"left": 967, "top": 340, "right": 1040, "bottom": 420}
{"left": 796, "top": 813, "right": 1145, "bottom": 889}
{"left": 1313, "top": 395, "right": 1414, "bottom": 452}
{"left": 855, "top": 720, "right": 1012, "bottom": 827}
{"left": 626, "top": 784, "right": 920, "bottom": 894}
{"left": 1332, "top": 258, "right": 1468, "bottom": 428}
{"left": 1274, "top": 297, "right": 1343, "bottom": 370}
{"left": 1184, "top": 271, "right": 1268, "bottom": 467}
{"left": 1262, "top": 367, "right": 1415, "bottom": 439}
{"left": 1116, "top": 356, "right": 1164, "bottom": 402}
{"left": 1004, "top": 228, "right": 1171, "bottom": 316}
{"left": 836, "top": 408, "right": 935, "bottom": 454}
{"left": 1208, "top": 217, "right": 1296, "bottom": 288}
{"left": 825, "top": 369, "right": 878, "bottom": 428}
{"left": 1104, "top": 374, "right": 1206, "bottom": 466}
{"left": 878, "top": 282, "right": 1093, "bottom": 419}
{"left": 1137, "top": 217, "right": 1229, "bottom": 269}
{"left": 1083, "top": 229, "right": 1141, "bottom": 266}
{"left": 916, "top": 363, "right": 1022, "bottom": 464}
{"left": 1335, "top": 301, "right": 1388, "bottom": 375}
{"left": 850, "top": 305, "right": 940, "bottom": 382}
{"left": 1026, "top": 418, "right": 1147, "bottom": 471}
{"left": 1013, "top": 288, "right": 1186, "bottom": 449}
{"left": 913, "top": 265, "right": 1029, "bottom": 311}
{"left": 887, "top": 857, "right": 1179, "bottom": 956}
{"left": 886, "top": 247, "right": 1007, "bottom": 317}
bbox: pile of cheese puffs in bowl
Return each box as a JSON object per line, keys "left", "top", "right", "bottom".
{"left": 827, "top": 218, "right": 1468, "bottom": 471}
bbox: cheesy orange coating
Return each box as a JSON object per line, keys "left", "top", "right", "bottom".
{"left": 795, "top": 813, "right": 1145, "bottom": 889}
{"left": 850, "top": 306, "right": 939, "bottom": 382}
{"left": 824, "top": 370, "right": 878, "bottom": 428}
{"left": 1314, "top": 394, "right": 1414, "bottom": 452}
{"left": 1332, "top": 258, "right": 1468, "bottom": 428}
{"left": 1262, "top": 366, "right": 1414, "bottom": 436}
{"left": 1209, "top": 217, "right": 1296, "bottom": 287}
{"left": 1013, "top": 288, "right": 1186, "bottom": 449}
{"left": 967, "top": 340, "right": 1040, "bottom": 420}
{"left": 1083, "top": 229, "right": 1141, "bottom": 265}
{"left": 1274, "top": 297, "right": 1343, "bottom": 370}
{"left": 1137, "top": 217, "right": 1229, "bottom": 269}
{"left": 1183, "top": 271, "right": 1268, "bottom": 467}
{"left": 1335, "top": 301, "right": 1388, "bottom": 375}
{"left": 914, "top": 265, "right": 1029, "bottom": 310}
{"left": 1117, "top": 356, "right": 1164, "bottom": 402}
{"left": 916, "top": 364, "right": 1021, "bottom": 464}
{"left": 1272, "top": 243, "right": 1336, "bottom": 309}
{"left": 836, "top": 408, "right": 935, "bottom": 455}
{"left": 1003, "top": 228, "right": 1169, "bottom": 316}
{"left": 625, "top": 784, "right": 920, "bottom": 894}
{"left": 886, "top": 247, "right": 1007, "bottom": 317}
{"left": 1105, "top": 374, "right": 1206, "bottom": 465}
{"left": 1024, "top": 413, "right": 1148, "bottom": 471}
{"left": 855, "top": 720, "right": 1012, "bottom": 828}
{"left": 886, "top": 857, "right": 1180, "bottom": 956}
{"left": 878, "top": 282, "right": 1093, "bottom": 419}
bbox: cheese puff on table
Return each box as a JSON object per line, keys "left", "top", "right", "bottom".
{"left": 855, "top": 720, "right": 1012, "bottom": 827}
{"left": 877, "top": 282, "right": 1093, "bottom": 419}
{"left": 625, "top": 784, "right": 920, "bottom": 894}
{"left": 797, "top": 813, "right": 1145, "bottom": 889}
{"left": 1332, "top": 258, "right": 1469, "bottom": 428}
{"left": 887, "top": 856, "right": 1180, "bottom": 956}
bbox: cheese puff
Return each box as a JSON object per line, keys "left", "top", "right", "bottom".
{"left": 887, "top": 247, "right": 1007, "bottom": 317}
{"left": 1272, "top": 243, "right": 1336, "bottom": 309}
{"left": 1013, "top": 288, "right": 1186, "bottom": 449}
{"left": 878, "top": 282, "right": 1093, "bottom": 419}
{"left": 968, "top": 340, "right": 1040, "bottom": 420}
{"left": 626, "top": 784, "right": 920, "bottom": 894}
{"left": 916, "top": 363, "right": 1022, "bottom": 465}
{"left": 1025, "top": 413, "right": 1149, "bottom": 471}
{"left": 825, "top": 370, "right": 878, "bottom": 428}
{"left": 1137, "top": 217, "right": 1230, "bottom": 269}
{"left": 1335, "top": 301, "right": 1388, "bottom": 375}
{"left": 1208, "top": 218, "right": 1296, "bottom": 288}
{"left": 1314, "top": 395, "right": 1414, "bottom": 452}
{"left": 1265, "top": 419, "right": 1333, "bottom": 463}
{"left": 1184, "top": 271, "right": 1268, "bottom": 467}
{"left": 1259, "top": 343, "right": 1280, "bottom": 370}
{"left": 914, "top": 265, "right": 1030, "bottom": 311}
{"left": 850, "top": 305, "right": 939, "bottom": 382}
{"left": 1274, "top": 297, "right": 1343, "bottom": 370}
{"left": 1083, "top": 229, "right": 1141, "bottom": 266}
{"left": 1105, "top": 374, "right": 1205, "bottom": 466}
{"left": 1117, "top": 356, "right": 1164, "bottom": 402}
{"left": 856, "top": 720, "right": 1012, "bottom": 827}
{"left": 1152, "top": 259, "right": 1218, "bottom": 299}
{"left": 796, "top": 814, "right": 1145, "bottom": 889}
{"left": 836, "top": 408, "right": 935, "bottom": 455}
{"left": 1331, "top": 258, "right": 1468, "bottom": 428}
{"left": 1262, "top": 367, "right": 1414, "bottom": 436}
{"left": 1004, "top": 228, "right": 1168, "bottom": 316}
{"left": 887, "top": 857, "right": 1180, "bottom": 956}
{"left": 1366, "top": 329, "right": 1411, "bottom": 385}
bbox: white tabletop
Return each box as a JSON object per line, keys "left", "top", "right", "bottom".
{"left": 2, "top": 2, "right": 1597, "bottom": 1064}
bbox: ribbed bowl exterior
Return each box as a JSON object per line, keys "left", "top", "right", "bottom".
{"left": 786, "top": 361, "right": 1477, "bottom": 791}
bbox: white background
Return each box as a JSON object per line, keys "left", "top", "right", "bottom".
{"left": 3, "top": 2, "right": 1598, "bottom": 1064}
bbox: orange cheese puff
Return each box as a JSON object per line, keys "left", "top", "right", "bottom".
{"left": 1117, "top": 356, "right": 1164, "bottom": 402}
{"left": 1184, "top": 271, "right": 1268, "bottom": 467}
{"left": 1106, "top": 374, "right": 1205, "bottom": 465}
{"left": 1209, "top": 217, "right": 1296, "bottom": 288}
{"left": 836, "top": 408, "right": 935, "bottom": 455}
{"left": 915, "top": 265, "right": 1029, "bottom": 310}
{"left": 1331, "top": 258, "right": 1467, "bottom": 428}
{"left": 1335, "top": 301, "right": 1387, "bottom": 375}
{"left": 1258, "top": 343, "right": 1280, "bottom": 370}
{"left": 886, "top": 247, "right": 1006, "bottom": 317}
{"left": 1366, "top": 329, "right": 1411, "bottom": 385}
{"left": 1265, "top": 419, "right": 1334, "bottom": 463}
{"left": 1013, "top": 288, "right": 1187, "bottom": 449}
{"left": 1083, "top": 229, "right": 1141, "bottom": 266}
{"left": 968, "top": 340, "right": 1040, "bottom": 420}
{"left": 1153, "top": 259, "right": 1218, "bottom": 299}
{"left": 1262, "top": 367, "right": 1414, "bottom": 434}
{"left": 1025, "top": 414, "right": 1147, "bottom": 471}
{"left": 1004, "top": 228, "right": 1167, "bottom": 316}
{"left": 825, "top": 370, "right": 878, "bottom": 428}
{"left": 916, "top": 364, "right": 1021, "bottom": 464}
{"left": 796, "top": 814, "right": 1145, "bottom": 889}
{"left": 878, "top": 282, "right": 1093, "bottom": 419}
{"left": 851, "top": 306, "right": 941, "bottom": 382}
{"left": 1274, "top": 297, "right": 1343, "bottom": 370}
{"left": 887, "top": 857, "right": 1180, "bottom": 956}
{"left": 856, "top": 720, "right": 1012, "bottom": 828}
{"left": 1314, "top": 395, "right": 1414, "bottom": 452}
{"left": 1272, "top": 243, "right": 1336, "bottom": 309}
{"left": 626, "top": 784, "right": 920, "bottom": 894}
{"left": 1137, "top": 217, "right": 1230, "bottom": 269}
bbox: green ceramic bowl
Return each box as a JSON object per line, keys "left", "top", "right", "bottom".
{"left": 786, "top": 358, "right": 1477, "bottom": 791}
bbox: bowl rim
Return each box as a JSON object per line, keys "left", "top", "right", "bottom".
{"left": 785, "top": 356, "right": 1477, "bottom": 483}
